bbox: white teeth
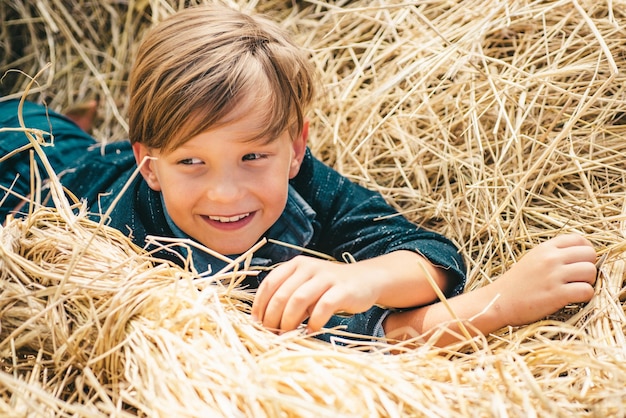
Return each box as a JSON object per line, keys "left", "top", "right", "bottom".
{"left": 208, "top": 213, "right": 250, "bottom": 223}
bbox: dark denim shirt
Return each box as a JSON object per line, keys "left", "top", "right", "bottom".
{"left": 0, "top": 99, "right": 466, "bottom": 343}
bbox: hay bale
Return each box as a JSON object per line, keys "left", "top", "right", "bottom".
{"left": 1, "top": 0, "right": 625, "bottom": 416}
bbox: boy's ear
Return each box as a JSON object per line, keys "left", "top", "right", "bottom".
{"left": 289, "top": 120, "right": 309, "bottom": 179}
{"left": 131, "top": 142, "right": 162, "bottom": 191}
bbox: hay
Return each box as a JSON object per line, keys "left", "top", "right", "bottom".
{"left": 1, "top": 0, "right": 626, "bottom": 416}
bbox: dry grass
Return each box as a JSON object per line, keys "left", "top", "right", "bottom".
{"left": 1, "top": 0, "right": 626, "bottom": 416}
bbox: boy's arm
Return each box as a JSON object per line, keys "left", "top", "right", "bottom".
{"left": 251, "top": 249, "right": 453, "bottom": 333}
{"left": 253, "top": 233, "right": 597, "bottom": 343}
{"left": 384, "top": 233, "right": 598, "bottom": 346}
{"left": 290, "top": 150, "right": 466, "bottom": 294}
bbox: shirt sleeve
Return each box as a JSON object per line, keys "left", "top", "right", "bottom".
{"left": 290, "top": 149, "right": 466, "bottom": 294}
{"left": 0, "top": 99, "right": 98, "bottom": 221}
{"left": 290, "top": 149, "right": 467, "bottom": 341}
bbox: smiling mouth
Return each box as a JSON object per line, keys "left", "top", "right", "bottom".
{"left": 207, "top": 213, "right": 251, "bottom": 223}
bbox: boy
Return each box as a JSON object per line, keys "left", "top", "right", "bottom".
{"left": 0, "top": 4, "right": 597, "bottom": 346}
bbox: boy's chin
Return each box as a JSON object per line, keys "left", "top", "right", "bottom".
{"left": 200, "top": 239, "right": 261, "bottom": 258}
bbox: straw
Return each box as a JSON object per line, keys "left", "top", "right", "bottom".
{"left": 1, "top": 0, "right": 625, "bottom": 416}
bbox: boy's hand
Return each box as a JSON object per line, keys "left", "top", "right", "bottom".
{"left": 381, "top": 234, "right": 598, "bottom": 347}
{"left": 492, "top": 233, "right": 597, "bottom": 327}
{"left": 251, "top": 256, "right": 383, "bottom": 333}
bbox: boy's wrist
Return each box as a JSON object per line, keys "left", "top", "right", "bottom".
{"left": 465, "top": 281, "right": 514, "bottom": 334}
{"left": 382, "top": 283, "right": 513, "bottom": 345}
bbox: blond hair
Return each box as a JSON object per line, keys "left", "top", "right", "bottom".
{"left": 128, "top": 4, "right": 316, "bottom": 151}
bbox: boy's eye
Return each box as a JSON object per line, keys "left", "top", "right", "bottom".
{"left": 242, "top": 153, "right": 267, "bottom": 161}
{"left": 178, "top": 157, "right": 203, "bottom": 165}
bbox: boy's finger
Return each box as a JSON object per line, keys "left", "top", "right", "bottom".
{"left": 279, "top": 281, "right": 326, "bottom": 331}
{"left": 251, "top": 262, "right": 296, "bottom": 322}
{"left": 259, "top": 268, "right": 313, "bottom": 330}
{"left": 562, "top": 244, "right": 597, "bottom": 265}
{"left": 564, "top": 281, "right": 595, "bottom": 304}
{"left": 306, "top": 289, "right": 345, "bottom": 332}
{"left": 552, "top": 233, "right": 593, "bottom": 249}
{"left": 563, "top": 261, "right": 598, "bottom": 285}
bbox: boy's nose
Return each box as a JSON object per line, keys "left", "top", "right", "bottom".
{"left": 204, "top": 172, "right": 244, "bottom": 203}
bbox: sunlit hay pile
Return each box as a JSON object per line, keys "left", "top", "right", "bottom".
{"left": 1, "top": 0, "right": 626, "bottom": 416}
{"left": 2, "top": 201, "right": 623, "bottom": 418}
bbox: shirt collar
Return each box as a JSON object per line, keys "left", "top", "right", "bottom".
{"left": 161, "top": 185, "right": 316, "bottom": 275}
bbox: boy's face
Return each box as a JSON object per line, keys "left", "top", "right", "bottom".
{"left": 132, "top": 100, "right": 308, "bottom": 256}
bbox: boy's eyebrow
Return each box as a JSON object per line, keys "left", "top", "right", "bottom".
{"left": 169, "top": 131, "right": 279, "bottom": 152}
{"left": 236, "top": 126, "right": 284, "bottom": 145}
{"left": 245, "top": 133, "right": 279, "bottom": 145}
